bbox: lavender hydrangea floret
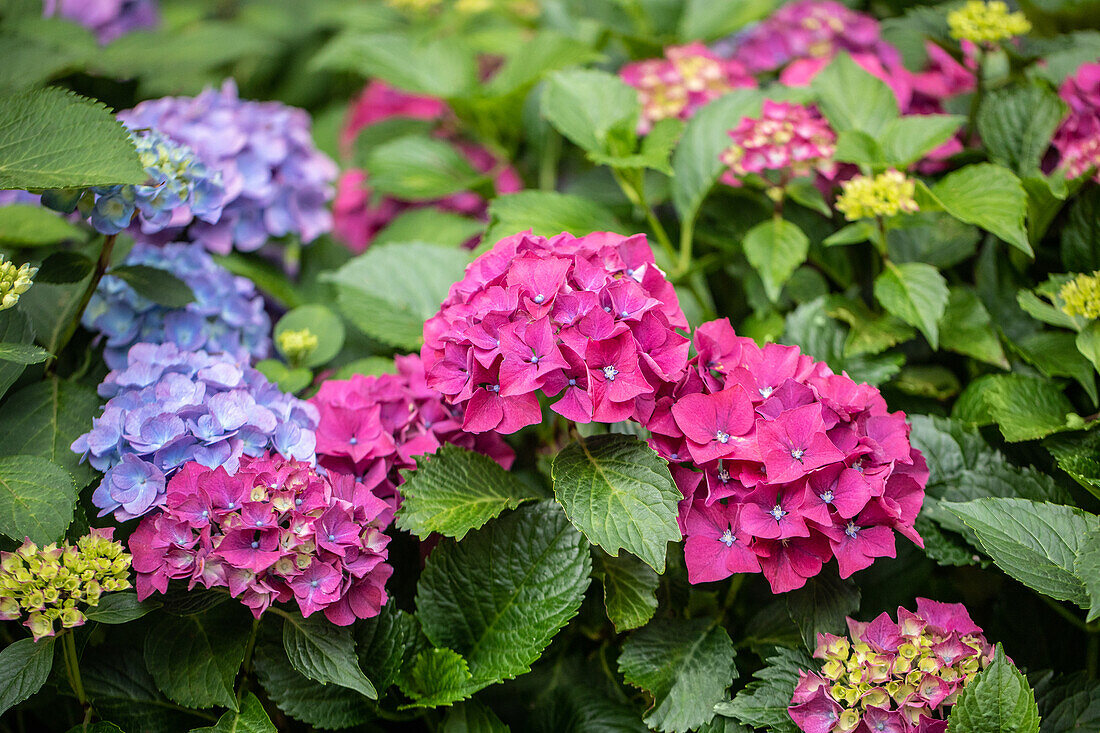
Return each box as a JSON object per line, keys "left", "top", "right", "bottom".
{"left": 42, "top": 0, "right": 158, "bottom": 45}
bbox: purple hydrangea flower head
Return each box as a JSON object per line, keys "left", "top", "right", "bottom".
{"left": 119, "top": 80, "right": 338, "bottom": 255}
{"left": 83, "top": 242, "right": 271, "bottom": 369}
{"left": 42, "top": 0, "right": 158, "bottom": 44}
{"left": 72, "top": 343, "right": 318, "bottom": 521}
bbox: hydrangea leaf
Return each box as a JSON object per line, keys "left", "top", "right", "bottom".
{"left": 375, "top": 208, "right": 485, "bottom": 249}
{"left": 977, "top": 85, "right": 1066, "bottom": 175}
{"left": 887, "top": 211, "right": 980, "bottom": 269}
{"left": 274, "top": 304, "right": 345, "bottom": 369}
{"left": 531, "top": 664, "right": 651, "bottom": 733}
{"left": 109, "top": 264, "right": 196, "bottom": 308}
{"left": 541, "top": 69, "right": 639, "bottom": 156}
{"left": 1062, "top": 187, "right": 1100, "bottom": 272}
{"left": 923, "top": 163, "right": 1031, "bottom": 256}
{"left": 0, "top": 378, "right": 102, "bottom": 487}
{"left": 948, "top": 645, "right": 1040, "bottom": 733}
{"left": 0, "top": 637, "right": 54, "bottom": 717}
{"left": 0, "top": 87, "right": 144, "bottom": 189}
{"left": 552, "top": 434, "right": 682, "bottom": 573}
{"left": 1035, "top": 672, "right": 1100, "bottom": 731}
{"left": 85, "top": 591, "right": 160, "bottom": 624}
{"left": 396, "top": 443, "right": 539, "bottom": 541}
{"left": 0, "top": 308, "right": 33, "bottom": 399}
{"left": 594, "top": 550, "right": 659, "bottom": 633}
{"left": 144, "top": 605, "right": 253, "bottom": 710}
{"left": 1074, "top": 528, "right": 1100, "bottom": 623}
{"left": 0, "top": 204, "right": 84, "bottom": 246}
{"left": 939, "top": 287, "right": 1009, "bottom": 369}
{"left": 589, "top": 118, "right": 685, "bottom": 175}
{"left": 955, "top": 373, "right": 1077, "bottom": 442}
{"left": 0, "top": 342, "right": 47, "bottom": 364}
{"left": 785, "top": 573, "right": 861, "bottom": 650}
{"left": 944, "top": 497, "right": 1098, "bottom": 608}
{"left": 365, "top": 135, "right": 486, "bottom": 201}
{"left": 416, "top": 501, "right": 591, "bottom": 693}
{"left": 878, "top": 114, "right": 965, "bottom": 168}
{"left": 1014, "top": 332, "right": 1098, "bottom": 407}
{"left": 0, "top": 454, "right": 76, "bottom": 543}
{"left": 189, "top": 693, "right": 276, "bottom": 733}
{"left": 1076, "top": 321, "right": 1100, "bottom": 376}
{"left": 325, "top": 241, "right": 471, "bottom": 351}
{"left": 873, "top": 261, "right": 949, "bottom": 350}
{"left": 282, "top": 612, "right": 378, "bottom": 700}
{"left": 398, "top": 647, "right": 476, "bottom": 708}
{"left": 481, "top": 31, "right": 602, "bottom": 99}
{"left": 440, "top": 700, "right": 509, "bottom": 733}
{"left": 743, "top": 218, "right": 810, "bottom": 303}
{"left": 1046, "top": 429, "right": 1100, "bottom": 501}
{"left": 783, "top": 298, "right": 904, "bottom": 387}
{"left": 713, "top": 647, "right": 812, "bottom": 733}
{"left": 678, "top": 0, "right": 776, "bottom": 42}
{"left": 35, "top": 251, "right": 95, "bottom": 284}
{"left": 619, "top": 618, "right": 737, "bottom": 733}
{"left": 311, "top": 32, "right": 476, "bottom": 98}
{"left": 355, "top": 604, "right": 426, "bottom": 696}
{"left": 484, "top": 191, "right": 624, "bottom": 248}
{"left": 812, "top": 52, "right": 899, "bottom": 136}
{"left": 84, "top": 645, "right": 209, "bottom": 733}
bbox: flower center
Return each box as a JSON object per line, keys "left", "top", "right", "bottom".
{"left": 255, "top": 520, "right": 264, "bottom": 527}
{"left": 533, "top": 293, "right": 545, "bottom": 304}
{"left": 294, "top": 498, "right": 302, "bottom": 506}
{"left": 250, "top": 541, "right": 259, "bottom": 549}
{"left": 328, "top": 534, "right": 336, "bottom": 542}
{"left": 845, "top": 522, "right": 860, "bottom": 538}
{"left": 488, "top": 384, "right": 500, "bottom": 393}
{"left": 602, "top": 365, "right": 619, "bottom": 381}
{"left": 717, "top": 468, "right": 730, "bottom": 482}
{"left": 821, "top": 490, "right": 834, "bottom": 503}
{"left": 719, "top": 529, "right": 735, "bottom": 548}
{"left": 769, "top": 504, "right": 787, "bottom": 521}
{"left": 715, "top": 430, "right": 730, "bottom": 444}
{"left": 567, "top": 378, "right": 577, "bottom": 387}
{"left": 201, "top": 509, "right": 209, "bottom": 518}
{"left": 348, "top": 436, "right": 358, "bottom": 445}
{"left": 790, "top": 447, "right": 805, "bottom": 462}
{"left": 530, "top": 355, "right": 540, "bottom": 364}
{"left": 310, "top": 579, "right": 319, "bottom": 588}
{"left": 759, "top": 386, "right": 773, "bottom": 398}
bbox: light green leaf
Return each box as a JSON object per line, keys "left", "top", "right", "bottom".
{"left": 311, "top": 32, "right": 476, "bottom": 98}
{"left": 590, "top": 118, "right": 684, "bottom": 174}
{"left": 541, "top": 69, "right": 639, "bottom": 155}
{"left": 375, "top": 209, "right": 485, "bottom": 249}
{"left": 0, "top": 455, "right": 76, "bottom": 543}
{"left": 939, "top": 287, "right": 1008, "bottom": 368}
{"left": 1077, "top": 321, "right": 1100, "bottom": 375}
{"left": 878, "top": 114, "right": 965, "bottom": 168}
{"left": 396, "top": 444, "right": 538, "bottom": 540}
{"left": 977, "top": 85, "right": 1065, "bottom": 175}
{"left": 282, "top": 613, "right": 377, "bottom": 700}
{"left": 441, "top": 700, "right": 509, "bottom": 733}
{"left": 0, "top": 299, "right": 34, "bottom": 399}
{"left": 948, "top": 645, "right": 1040, "bottom": 733}
{"left": 190, "top": 693, "right": 276, "bottom": 733}
{"left": 678, "top": 0, "right": 778, "bottom": 42}
{"left": 873, "top": 261, "right": 949, "bottom": 349}
{"left": 0, "top": 87, "right": 144, "bottom": 189}
{"left": 481, "top": 31, "right": 601, "bottom": 99}
{"left": 965, "top": 374, "right": 1077, "bottom": 442}
{"left": 0, "top": 204, "right": 83, "bottom": 246}
{"left": 85, "top": 591, "right": 160, "bottom": 624}
{"left": 552, "top": 434, "right": 681, "bottom": 573}
{"left": 785, "top": 574, "right": 861, "bottom": 650}
{"left": 0, "top": 342, "right": 47, "bottom": 364}
{"left": 365, "top": 136, "right": 485, "bottom": 201}
{"left": 0, "top": 637, "right": 54, "bottom": 717}
{"left": 485, "top": 191, "right": 623, "bottom": 248}
{"left": 713, "top": 647, "right": 811, "bottom": 733}
{"left": 812, "top": 52, "right": 899, "bottom": 136}
{"left": 399, "top": 647, "right": 475, "bottom": 708}
{"left": 253, "top": 360, "right": 311, "bottom": 395}
{"left": 823, "top": 221, "right": 875, "bottom": 247}
{"left": 833, "top": 130, "right": 886, "bottom": 168}
{"left": 1075, "top": 528, "right": 1100, "bottom": 623}
{"left": 1014, "top": 331, "right": 1097, "bottom": 406}
{"left": 925, "top": 163, "right": 1031, "bottom": 256}
{"left": 887, "top": 211, "right": 980, "bottom": 269}
{"left": 742, "top": 218, "right": 810, "bottom": 303}
{"left": 110, "top": 264, "right": 196, "bottom": 308}
{"left": 273, "top": 304, "right": 345, "bottom": 369}
{"left": 619, "top": 618, "right": 737, "bottom": 733}
{"left": 595, "top": 550, "right": 659, "bottom": 633}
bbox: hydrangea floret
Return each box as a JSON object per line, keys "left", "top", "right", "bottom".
{"left": 789, "top": 598, "right": 995, "bottom": 733}
{"left": 1059, "top": 271, "right": 1100, "bottom": 320}
{"left": 0, "top": 255, "right": 38, "bottom": 311}
{"left": 0, "top": 529, "right": 132, "bottom": 641}
{"left": 947, "top": 1, "right": 1031, "bottom": 44}
{"left": 620, "top": 43, "right": 756, "bottom": 133}
{"left": 420, "top": 231, "right": 690, "bottom": 434}
{"left": 71, "top": 342, "right": 318, "bottom": 521}
{"left": 835, "top": 171, "right": 919, "bottom": 221}
{"left": 84, "top": 242, "right": 271, "bottom": 370}
{"left": 278, "top": 328, "right": 318, "bottom": 367}
{"left": 647, "top": 319, "right": 926, "bottom": 593}
{"left": 119, "top": 80, "right": 338, "bottom": 255}
{"left": 720, "top": 101, "right": 838, "bottom": 186}
{"left": 42, "top": 0, "right": 158, "bottom": 44}
{"left": 41, "top": 128, "right": 224, "bottom": 237}
{"left": 1053, "top": 62, "right": 1100, "bottom": 183}
{"left": 129, "top": 454, "right": 393, "bottom": 624}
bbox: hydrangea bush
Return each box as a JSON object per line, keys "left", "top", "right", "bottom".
{"left": 0, "top": 1, "right": 1098, "bottom": 731}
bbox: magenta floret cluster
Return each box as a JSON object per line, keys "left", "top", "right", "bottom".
{"left": 72, "top": 343, "right": 318, "bottom": 521}
{"left": 789, "top": 599, "right": 994, "bottom": 733}
{"left": 309, "top": 353, "right": 514, "bottom": 497}
{"left": 645, "top": 319, "right": 926, "bottom": 593}
{"left": 421, "top": 231, "right": 690, "bottom": 434}
{"left": 1053, "top": 62, "right": 1100, "bottom": 182}
{"left": 43, "top": 0, "right": 158, "bottom": 44}
{"left": 129, "top": 454, "right": 393, "bottom": 624}
{"left": 620, "top": 42, "right": 757, "bottom": 133}
{"left": 720, "top": 101, "right": 837, "bottom": 184}
{"left": 119, "top": 80, "right": 338, "bottom": 255}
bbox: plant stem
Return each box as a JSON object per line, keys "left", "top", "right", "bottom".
{"left": 62, "top": 631, "right": 90, "bottom": 729}
{"left": 539, "top": 130, "right": 562, "bottom": 191}
{"left": 677, "top": 216, "right": 695, "bottom": 279}
{"left": 966, "top": 48, "right": 985, "bottom": 146}
{"left": 51, "top": 233, "right": 118, "bottom": 368}
{"left": 612, "top": 169, "right": 676, "bottom": 262}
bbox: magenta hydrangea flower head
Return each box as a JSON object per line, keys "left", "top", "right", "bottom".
{"left": 42, "top": 0, "right": 158, "bottom": 44}
{"left": 309, "top": 353, "right": 513, "bottom": 501}
{"left": 71, "top": 343, "right": 319, "bottom": 521}
{"left": 789, "top": 599, "right": 995, "bottom": 733}
{"left": 650, "top": 319, "right": 926, "bottom": 593}
{"left": 118, "top": 80, "right": 338, "bottom": 255}
{"left": 128, "top": 453, "right": 394, "bottom": 624}
{"left": 720, "top": 101, "right": 838, "bottom": 186}
{"left": 620, "top": 43, "right": 757, "bottom": 133}
{"left": 421, "top": 230, "right": 690, "bottom": 434}
{"left": 1053, "top": 62, "right": 1100, "bottom": 182}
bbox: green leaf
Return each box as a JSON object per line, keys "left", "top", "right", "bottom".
{"left": 678, "top": 0, "right": 778, "bottom": 42}
{"left": 879, "top": 114, "right": 965, "bottom": 168}
{"left": 144, "top": 605, "right": 252, "bottom": 710}
{"left": 365, "top": 135, "right": 485, "bottom": 201}
{"left": 0, "top": 637, "right": 54, "bottom": 717}
{"left": 282, "top": 612, "right": 377, "bottom": 700}
{"left": 541, "top": 69, "right": 639, "bottom": 155}
{"left": 977, "top": 85, "right": 1065, "bottom": 175}
{"left": 925, "top": 163, "right": 1031, "bottom": 256}
{"left": 0, "top": 308, "right": 33, "bottom": 399}
{"left": 590, "top": 118, "right": 684, "bottom": 175}
{"left": 714, "top": 647, "right": 811, "bottom": 733}
{"left": 785, "top": 573, "right": 861, "bottom": 650}
{"left": 1077, "top": 321, "right": 1100, "bottom": 376}
{"left": 963, "top": 374, "right": 1077, "bottom": 442}
{"left": 480, "top": 31, "right": 601, "bottom": 99}
{"left": 619, "top": 618, "right": 737, "bottom": 733}
{"left": 36, "top": 251, "right": 94, "bottom": 284}
{"left": 873, "top": 261, "right": 949, "bottom": 349}
{"left": 253, "top": 360, "right": 312, "bottom": 395}
{"left": 325, "top": 241, "right": 470, "bottom": 351}
{"left": 0, "top": 455, "right": 76, "bottom": 543}
{"left": 416, "top": 501, "right": 591, "bottom": 694}
{"left": 396, "top": 443, "right": 538, "bottom": 541}
{"left": 1047, "top": 430, "right": 1100, "bottom": 501}
{"left": 595, "top": 550, "right": 659, "bottom": 633}
{"left": 887, "top": 211, "right": 980, "bottom": 269}
{"left": 355, "top": 604, "right": 425, "bottom": 695}
{"left": 0, "top": 204, "right": 83, "bottom": 246}
{"left": 190, "top": 693, "right": 276, "bottom": 733}
{"left": 823, "top": 221, "right": 875, "bottom": 247}
{"left": 399, "top": 647, "right": 475, "bottom": 708}
{"left": 783, "top": 298, "right": 904, "bottom": 386}
{"left": 85, "top": 591, "right": 160, "bottom": 624}
{"left": 0, "top": 342, "right": 47, "bottom": 364}
{"left": 742, "top": 218, "right": 810, "bottom": 303}
{"left": 273, "top": 304, "right": 345, "bottom": 369}
{"left": 833, "top": 130, "right": 886, "bottom": 168}
{"left": 212, "top": 252, "right": 301, "bottom": 309}
{"left": 84, "top": 644, "right": 207, "bottom": 733}
{"left": 375, "top": 208, "right": 485, "bottom": 249}
{"left": 1075, "top": 528, "right": 1100, "bottom": 623}
{"left": 1035, "top": 671, "right": 1100, "bottom": 732}
{"left": 312, "top": 32, "right": 476, "bottom": 98}
{"left": 484, "top": 191, "right": 623, "bottom": 247}
{"left": 948, "top": 645, "right": 1040, "bottom": 733}
{"left": 785, "top": 178, "right": 831, "bottom": 217}
{"left": 551, "top": 434, "right": 681, "bottom": 573}
{"left": 1062, "top": 188, "right": 1100, "bottom": 272}
{"left": 1015, "top": 332, "right": 1097, "bottom": 407}
{"left": 944, "top": 498, "right": 1098, "bottom": 608}
{"left": 812, "top": 52, "right": 899, "bottom": 136}
{"left": 0, "top": 87, "right": 144, "bottom": 189}
{"left": 66, "top": 725, "right": 124, "bottom": 733}
{"left": 441, "top": 700, "right": 509, "bottom": 733}
{"left": 939, "top": 287, "right": 1009, "bottom": 368}
{"left": 109, "top": 264, "right": 196, "bottom": 308}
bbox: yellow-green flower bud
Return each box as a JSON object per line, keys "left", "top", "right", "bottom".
{"left": 1060, "top": 271, "right": 1100, "bottom": 319}
{"left": 835, "top": 170, "right": 919, "bottom": 221}
{"left": 25, "top": 612, "right": 54, "bottom": 641}
{"left": 947, "top": 1, "right": 1031, "bottom": 43}
{"left": 0, "top": 256, "right": 38, "bottom": 311}
{"left": 838, "top": 708, "right": 861, "bottom": 732}
{"left": 0, "top": 597, "right": 20, "bottom": 620}
{"left": 278, "top": 328, "right": 319, "bottom": 366}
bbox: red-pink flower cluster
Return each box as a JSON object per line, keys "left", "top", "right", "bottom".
{"left": 309, "top": 353, "right": 514, "bottom": 494}
{"left": 620, "top": 42, "right": 756, "bottom": 133}
{"left": 333, "top": 81, "right": 522, "bottom": 254}
{"left": 1053, "top": 62, "right": 1100, "bottom": 182}
{"left": 645, "top": 319, "right": 926, "bottom": 593}
{"left": 422, "top": 231, "right": 690, "bottom": 434}
{"left": 720, "top": 101, "right": 838, "bottom": 185}
{"left": 129, "top": 453, "right": 394, "bottom": 625}
{"left": 789, "top": 599, "right": 994, "bottom": 733}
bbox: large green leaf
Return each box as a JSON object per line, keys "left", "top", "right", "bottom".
{"left": 398, "top": 647, "right": 475, "bottom": 708}
{"left": 551, "top": 434, "right": 681, "bottom": 573}
{"left": 878, "top": 114, "right": 965, "bottom": 168}
{"left": 1062, "top": 188, "right": 1100, "bottom": 272}
{"left": 925, "top": 163, "right": 1031, "bottom": 256}
{"left": 0, "top": 378, "right": 102, "bottom": 487}
{"left": 948, "top": 645, "right": 1040, "bottom": 733}
{"left": 957, "top": 374, "right": 1077, "bottom": 443}
{"left": 873, "top": 261, "right": 949, "bottom": 349}
{"left": 0, "top": 204, "right": 83, "bottom": 245}
{"left": 595, "top": 550, "right": 659, "bottom": 633}
{"left": 396, "top": 444, "right": 538, "bottom": 541}
{"left": 311, "top": 32, "right": 476, "bottom": 98}
{"left": 0, "top": 342, "right": 47, "bottom": 364}
{"left": 589, "top": 118, "right": 684, "bottom": 175}
{"left": 0, "top": 454, "right": 77, "bottom": 543}
{"left": 282, "top": 613, "right": 377, "bottom": 700}
{"left": 84, "top": 646, "right": 208, "bottom": 733}
{"left": 742, "top": 218, "right": 810, "bottom": 303}
{"left": 678, "top": 0, "right": 778, "bottom": 41}
{"left": 480, "top": 31, "right": 601, "bottom": 99}
{"left": 440, "top": 700, "right": 509, "bottom": 733}
{"left": 0, "top": 308, "right": 34, "bottom": 399}
{"left": 273, "top": 304, "right": 345, "bottom": 369}
{"left": 355, "top": 604, "right": 425, "bottom": 695}
{"left": 85, "top": 591, "right": 160, "bottom": 625}
{"left": 189, "top": 693, "right": 276, "bottom": 733}
{"left": 785, "top": 573, "right": 861, "bottom": 650}
{"left": 977, "top": 85, "right": 1065, "bottom": 175}
{"left": 415, "top": 501, "right": 591, "bottom": 694}
{"left": 714, "top": 647, "right": 811, "bottom": 733}
{"left": 812, "top": 52, "right": 899, "bottom": 136}
{"left": 110, "top": 264, "right": 196, "bottom": 308}
{"left": 619, "top": 618, "right": 737, "bottom": 733}
{"left": 0, "top": 637, "right": 54, "bottom": 717}
{"left": 1076, "top": 528, "right": 1100, "bottom": 623}
{"left": 364, "top": 135, "right": 485, "bottom": 201}
{"left": 939, "top": 287, "right": 1009, "bottom": 368}
{"left": 484, "top": 191, "right": 623, "bottom": 246}
{"left": 1015, "top": 332, "right": 1097, "bottom": 407}
{"left": 540, "top": 69, "right": 639, "bottom": 156}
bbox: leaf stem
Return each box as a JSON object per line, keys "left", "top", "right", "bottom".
{"left": 612, "top": 168, "right": 676, "bottom": 262}
{"left": 62, "top": 631, "right": 90, "bottom": 729}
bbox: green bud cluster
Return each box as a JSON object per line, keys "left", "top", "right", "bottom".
{"left": 0, "top": 255, "right": 38, "bottom": 311}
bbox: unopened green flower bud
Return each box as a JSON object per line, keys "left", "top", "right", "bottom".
{"left": 278, "top": 328, "right": 319, "bottom": 366}
{"left": 0, "top": 256, "right": 38, "bottom": 311}
{"left": 948, "top": 0, "right": 1031, "bottom": 43}
{"left": 60, "top": 607, "right": 85, "bottom": 629}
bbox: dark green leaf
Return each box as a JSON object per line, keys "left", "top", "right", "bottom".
{"left": 924, "top": 163, "right": 1031, "bottom": 256}
{"left": 282, "top": 613, "right": 377, "bottom": 700}
{"left": 595, "top": 550, "right": 659, "bottom": 633}
{"left": 189, "top": 693, "right": 276, "bottom": 733}
{"left": 948, "top": 645, "right": 1040, "bottom": 733}
{"left": 0, "top": 308, "right": 33, "bottom": 399}
{"left": 939, "top": 287, "right": 1008, "bottom": 368}
{"left": 355, "top": 604, "right": 425, "bottom": 695}
{"left": 0, "top": 454, "right": 76, "bottom": 543}
{"left": 1076, "top": 528, "right": 1100, "bottom": 623}
{"left": 84, "top": 645, "right": 207, "bottom": 733}
{"left": 35, "top": 251, "right": 93, "bottom": 284}
{"left": 873, "top": 261, "right": 949, "bottom": 349}
{"left": 86, "top": 591, "right": 160, "bottom": 624}
{"left": 977, "top": 85, "right": 1065, "bottom": 175}
{"left": 441, "top": 700, "right": 509, "bottom": 733}
{"left": 398, "top": 647, "right": 475, "bottom": 708}
{"left": 109, "top": 264, "right": 195, "bottom": 308}
{"left": 0, "top": 637, "right": 54, "bottom": 717}
{"left": 484, "top": 191, "right": 623, "bottom": 247}
{"left": 714, "top": 647, "right": 811, "bottom": 733}
{"left": 742, "top": 218, "right": 810, "bottom": 303}
{"left": 1062, "top": 188, "right": 1100, "bottom": 272}
{"left": 0, "top": 342, "right": 47, "bottom": 364}
{"left": 785, "top": 573, "right": 861, "bottom": 650}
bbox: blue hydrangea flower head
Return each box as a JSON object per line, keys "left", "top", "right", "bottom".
{"left": 71, "top": 343, "right": 319, "bottom": 521}
{"left": 84, "top": 242, "right": 272, "bottom": 369}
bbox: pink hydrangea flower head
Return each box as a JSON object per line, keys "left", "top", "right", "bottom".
{"left": 657, "top": 319, "right": 926, "bottom": 593}
{"left": 1054, "top": 62, "right": 1100, "bottom": 182}
{"left": 720, "top": 101, "right": 837, "bottom": 185}
{"left": 789, "top": 599, "right": 996, "bottom": 732}
{"left": 621, "top": 42, "right": 757, "bottom": 133}
{"left": 341, "top": 80, "right": 449, "bottom": 153}
{"left": 421, "top": 230, "right": 690, "bottom": 434}
{"left": 128, "top": 453, "right": 394, "bottom": 624}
